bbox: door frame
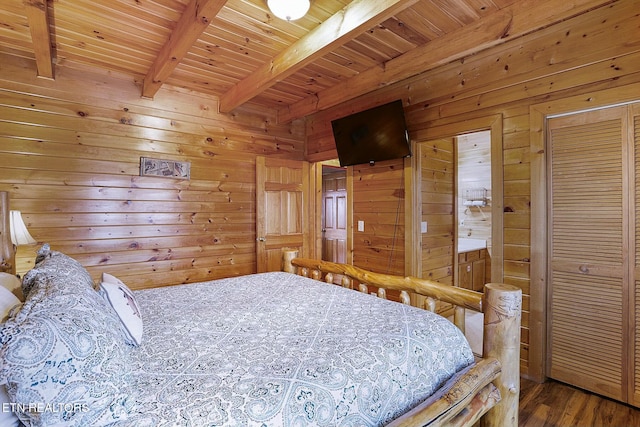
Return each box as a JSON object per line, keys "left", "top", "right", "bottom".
{"left": 320, "top": 165, "right": 348, "bottom": 263}
{"left": 310, "top": 160, "right": 351, "bottom": 262}
{"left": 408, "top": 114, "right": 504, "bottom": 283}
{"left": 530, "top": 84, "right": 640, "bottom": 382}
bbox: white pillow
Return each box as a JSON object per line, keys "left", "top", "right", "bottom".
{"left": 0, "top": 273, "right": 22, "bottom": 302}
{"left": 0, "top": 286, "right": 20, "bottom": 323}
{"left": 99, "top": 273, "right": 143, "bottom": 346}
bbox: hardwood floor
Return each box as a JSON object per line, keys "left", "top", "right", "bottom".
{"left": 519, "top": 378, "right": 640, "bottom": 427}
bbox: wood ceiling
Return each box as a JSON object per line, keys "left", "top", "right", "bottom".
{"left": 0, "top": 0, "right": 608, "bottom": 122}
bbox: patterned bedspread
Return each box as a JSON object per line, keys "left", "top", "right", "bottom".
{"left": 120, "top": 272, "right": 474, "bottom": 427}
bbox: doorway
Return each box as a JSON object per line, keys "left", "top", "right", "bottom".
{"left": 414, "top": 115, "right": 502, "bottom": 287}
{"left": 456, "top": 130, "right": 492, "bottom": 291}
{"left": 413, "top": 115, "right": 502, "bottom": 351}
{"left": 321, "top": 165, "right": 347, "bottom": 264}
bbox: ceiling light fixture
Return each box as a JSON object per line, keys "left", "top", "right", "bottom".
{"left": 267, "top": 0, "right": 310, "bottom": 21}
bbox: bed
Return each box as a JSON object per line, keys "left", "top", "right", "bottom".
{"left": 0, "top": 243, "right": 521, "bottom": 427}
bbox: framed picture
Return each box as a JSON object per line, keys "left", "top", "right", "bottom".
{"left": 140, "top": 157, "right": 190, "bottom": 180}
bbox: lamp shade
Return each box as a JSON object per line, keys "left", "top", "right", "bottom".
{"left": 267, "top": 0, "right": 310, "bottom": 21}
{"left": 9, "top": 210, "right": 36, "bottom": 246}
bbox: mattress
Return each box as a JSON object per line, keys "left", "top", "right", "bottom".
{"left": 120, "top": 271, "right": 474, "bottom": 426}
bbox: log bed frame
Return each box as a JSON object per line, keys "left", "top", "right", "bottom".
{"left": 283, "top": 250, "right": 522, "bottom": 427}
{"left": 0, "top": 191, "right": 520, "bottom": 426}
{"left": 0, "top": 191, "right": 13, "bottom": 274}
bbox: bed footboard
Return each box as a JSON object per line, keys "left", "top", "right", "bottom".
{"left": 386, "top": 357, "right": 501, "bottom": 426}
{"left": 282, "top": 250, "right": 522, "bottom": 427}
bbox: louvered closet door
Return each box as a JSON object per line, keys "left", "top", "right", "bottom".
{"left": 548, "top": 106, "right": 629, "bottom": 402}
{"left": 633, "top": 103, "right": 640, "bottom": 407}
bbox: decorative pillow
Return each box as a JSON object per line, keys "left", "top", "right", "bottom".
{"left": 0, "top": 245, "right": 134, "bottom": 426}
{"left": 0, "top": 273, "right": 22, "bottom": 302}
{"left": 21, "top": 243, "right": 96, "bottom": 298}
{"left": 99, "top": 273, "right": 143, "bottom": 346}
{"left": 0, "top": 286, "right": 20, "bottom": 427}
{"left": 0, "top": 287, "right": 20, "bottom": 323}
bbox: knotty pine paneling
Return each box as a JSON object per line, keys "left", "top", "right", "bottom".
{"left": 305, "top": 1, "right": 640, "bottom": 379}
{"left": 352, "top": 159, "right": 405, "bottom": 276}
{"left": 420, "top": 137, "right": 454, "bottom": 285}
{"left": 0, "top": 53, "right": 304, "bottom": 289}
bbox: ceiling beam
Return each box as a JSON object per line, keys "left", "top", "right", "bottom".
{"left": 218, "top": 0, "right": 420, "bottom": 114}
{"left": 24, "top": 0, "right": 54, "bottom": 79}
{"left": 142, "top": 0, "right": 227, "bottom": 99}
{"left": 277, "top": 0, "right": 614, "bottom": 123}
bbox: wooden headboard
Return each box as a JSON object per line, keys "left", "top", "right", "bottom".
{"left": 0, "top": 191, "right": 14, "bottom": 274}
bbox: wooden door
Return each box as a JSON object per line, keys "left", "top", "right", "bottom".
{"left": 418, "top": 137, "right": 455, "bottom": 285}
{"left": 322, "top": 169, "right": 347, "bottom": 263}
{"left": 547, "top": 106, "right": 629, "bottom": 402}
{"left": 632, "top": 103, "right": 640, "bottom": 407}
{"left": 416, "top": 137, "right": 455, "bottom": 314}
{"left": 256, "top": 156, "right": 309, "bottom": 272}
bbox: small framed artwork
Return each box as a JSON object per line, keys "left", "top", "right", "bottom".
{"left": 140, "top": 157, "right": 190, "bottom": 180}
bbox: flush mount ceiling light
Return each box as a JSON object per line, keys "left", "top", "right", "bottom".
{"left": 267, "top": 0, "right": 310, "bottom": 21}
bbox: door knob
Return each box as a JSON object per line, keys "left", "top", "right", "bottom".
{"left": 257, "top": 237, "right": 266, "bottom": 242}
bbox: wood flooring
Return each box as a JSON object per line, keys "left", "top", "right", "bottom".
{"left": 519, "top": 378, "right": 640, "bottom": 427}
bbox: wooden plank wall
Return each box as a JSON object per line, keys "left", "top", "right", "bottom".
{"left": 352, "top": 159, "right": 405, "bottom": 276}
{"left": 305, "top": 0, "right": 640, "bottom": 379}
{"left": 0, "top": 54, "right": 304, "bottom": 289}
{"left": 420, "top": 137, "right": 454, "bottom": 285}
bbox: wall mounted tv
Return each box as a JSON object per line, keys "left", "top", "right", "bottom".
{"left": 331, "top": 99, "right": 411, "bottom": 167}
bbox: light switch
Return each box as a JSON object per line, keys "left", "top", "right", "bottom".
{"left": 357, "top": 220, "right": 365, "bottom": 232}
{"left": 421, "top": 221, "right": 428, "bottom": 233}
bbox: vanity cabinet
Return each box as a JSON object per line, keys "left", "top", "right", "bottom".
{"left": 458, "top": 249, "right": 486, "bottom": 292}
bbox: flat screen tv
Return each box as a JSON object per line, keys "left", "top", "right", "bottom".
{"left": 331, "top": 99, "right": 410, "bottom": 167}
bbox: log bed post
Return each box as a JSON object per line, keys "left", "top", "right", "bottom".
{"left": 481, "top": 283, "right": 522, "bottom": 427}
{"left": 0, "top": 191, "right": 13, "bottom": 274}
{"left": 282, "top": 249, "right": 297, "bottom": 273}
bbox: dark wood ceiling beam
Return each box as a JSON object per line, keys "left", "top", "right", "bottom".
{"left": 142, "top": 0, "right": 227, "bottom": 99}
{"left": 277, "top": 0, "right": 614, "bottom": 123}
{"left": 218, "top": 0, "right": 420, "bottom": 114}
{"left": 24, "top": 0, "right": 54, "bottom": 79}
